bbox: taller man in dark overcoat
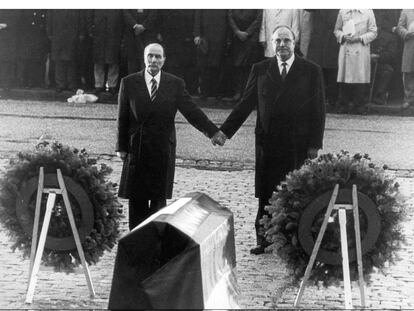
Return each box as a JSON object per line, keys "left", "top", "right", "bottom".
{"left": 214, "top": 25, "right": 326, "bottom": 254}
{"left": 116, "top": 43, "right": 222, "bottom": 230}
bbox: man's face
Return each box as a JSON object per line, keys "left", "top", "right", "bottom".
{"left": 144, "top": 45, "right": 165, "bottom": 75}
{"left": 272, "top": 28, "right": 295, "bottom": 61}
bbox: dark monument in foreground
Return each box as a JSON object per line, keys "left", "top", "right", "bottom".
{"left": 108, "top": 192, "right": 239, "bottom": 309}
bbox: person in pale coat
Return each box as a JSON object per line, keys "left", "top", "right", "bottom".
{"left": 396, "top": 9, "right": 414, "bottom": 108}
{"left": 259, "top": 9, "right": 300, "bottom": 58}
{"left": 334, "top": 9, "right": 377, "bottom": 114}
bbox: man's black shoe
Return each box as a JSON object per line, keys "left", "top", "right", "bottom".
{"left": 250, "top": 245, "right": 266, "bottom": 255}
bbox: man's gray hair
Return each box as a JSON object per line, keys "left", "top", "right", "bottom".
{"left": 144, "top": 43, "right": 165, "bottom": 57}
{"left": 272, "top": 25, "right": 296, "bottom": 41}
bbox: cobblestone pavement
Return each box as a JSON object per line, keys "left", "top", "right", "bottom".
{"left": 0, "top": 157, "right": 414, "bottom": 309}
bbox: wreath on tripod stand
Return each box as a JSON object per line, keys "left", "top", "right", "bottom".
{"left": 0, "top": 140, "right": 123, "bottom": 272}
{"left": 262, "top": 150, "right": 406, "bottom": 286}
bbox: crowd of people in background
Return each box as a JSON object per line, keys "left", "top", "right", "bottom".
{"left": 0, "top": 9, "right": 413, "bottom": 113}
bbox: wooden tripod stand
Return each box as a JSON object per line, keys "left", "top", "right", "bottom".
{"left": 25, "top": 167, "right": 95, "bottom": 304}
{"left": 294, "top": 184, "right": 366, "bottom": 309}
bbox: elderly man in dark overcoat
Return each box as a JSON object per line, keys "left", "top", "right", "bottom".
{"left": 214, "top": 25, "right": 326, "bottom": 254}
{"left": 116, "top": 43, "right": 222, "bottom": 230}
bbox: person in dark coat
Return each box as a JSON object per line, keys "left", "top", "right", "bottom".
{"left": 158, "top": 9, "right": 198, "bottom": 95}
{"left": 0, "top": 9, "right": 19, "bottom": 89}
{"left": 89, "top": 9, "right": 123, "bottom": 95}
{"left": 122, "top": 9, "right": 159, "bottom": 74}
{"left": 16, "top": 10, "right": 49, "bottom": 88}
{"left": 306, "top": 9, "right": 339, "bottom": 106}
{"left": 47, "top": 9, "right": 83, "bottom": 92}
{"left": 78, "top": 10, "right": 94, "bottom": 91}
{"left": 116, "top": 43, "right": 221, "bottom": 230}
{"left": 374, "top": 9, "right": 403, "bottom": 101}
{"left": 370, "top": 25, "right": 400, "bottom": 105}
{"left": 228, "top": 9, "right": 262, "bottom": 101}
{"left": 194, "top": 9, "right": 228, "bottom": 99}
{"left": 213, "top": 26, "right": 325, "bottom": 255}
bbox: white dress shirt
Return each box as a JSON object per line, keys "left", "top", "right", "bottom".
{"left": 144, "top": 70, "right": 161, "bottom": 96}
{"left": 276, "top": 53, "right": 295, "bottom": 76}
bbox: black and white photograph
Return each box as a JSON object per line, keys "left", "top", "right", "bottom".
{"left": 0, "top": 1, "right": 414, "bottom": 309}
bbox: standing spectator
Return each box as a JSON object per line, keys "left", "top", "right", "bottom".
{"left": 78, "top": 10, "right": 94, "bottom": 91}
{"left": 370, "top": 24, "right": 400, "bottom": 105}
{"left": 90, "top": 10, "right": 123, "bottom": 95}
{"left": 307, "top": 9, "right": 339, "bottom": 107}
{"left": 228, "top": 9, "right": 262, "bottom": 101}
{"left": 374, "top": 9, "right": 403, "bottom": 102}
{"left": 158, "top": 9, "right": 198, "bottom": 95}
{"left": 123, "top": 9, "right": 158, "bottom": 74}
{"left": 0, "top": 9, "right": 19, "bottom": 90}
{"left": 396, "top": 9, "right": 414, "bottom": 109}
{"left": 259, "top": 9, "right": 300, "bottom": 58}
{"left": 16, "top": 10, "right": 49, "bottom": 88}
{"left": 194, "top": 9, "right": 228, "bottom": 100}
{"left": 47, "top": 9, "right": 84, "bottom": 92}
{"left": 298, "top": 9, "right": 312, "bottom": 57}
{"left": 334, "top": 9, "right": 377, "bottom": 114}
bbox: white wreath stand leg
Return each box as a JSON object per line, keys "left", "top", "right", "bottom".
{"left": 25, "top": 167, "right": 95, "bottom": 304}
{"left": 294, "top": 184, "right": 366, "bottom": 308}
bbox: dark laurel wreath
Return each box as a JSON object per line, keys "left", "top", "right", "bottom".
{"left": 262, "top": 150, "right": 406, "bottom": 286}
{"left": 0, "top": 141, "right": 123, "bottom": 272}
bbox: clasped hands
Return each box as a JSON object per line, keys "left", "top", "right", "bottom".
{"left": 211, "top": 130, "right": 227, "bottom": 146}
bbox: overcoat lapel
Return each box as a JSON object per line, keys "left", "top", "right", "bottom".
{"left": 153, "top": 72, "right": 169, "bottom": 104}
{"left": 262, "top": 58, "right": 281, "bottom": 130}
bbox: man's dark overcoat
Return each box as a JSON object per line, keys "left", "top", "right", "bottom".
{"left": 90, "top": 9, "right": 123, "bottom": 65}
{"left": 221, "top": 55, "right": 325, "bottom": 199}
{"left": 47, "top": 10, "right": 83, "bottom": 61}
{"left": 116, "top": 71, "right": 219, "bottom": 200}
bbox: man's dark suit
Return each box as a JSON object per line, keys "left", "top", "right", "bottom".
{"left": 116, "top": 70, "right": 219, "bottom": 229}
{"left": 220, "top": 55, "right": 325, "bottom": 245}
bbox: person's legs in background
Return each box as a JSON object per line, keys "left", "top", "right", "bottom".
{"left": 403, "top": 72, "right": 414, "bottom": 108}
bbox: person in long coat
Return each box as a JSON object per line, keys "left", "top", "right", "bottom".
{"left": 306, "top": 9, "right": 339, "bottom": 106}
{"left": 158, "top": 9, "right": 198, "bottom": 95}
{"left": 122, "top": 9, "right": 159, "bottom": 74}
{"left": 396, "top": 9, "right": 414, "bottom": 108}
{"left": 259, "top": 9, "right": 300, "bottom": 58}
{"left": 116, "top": 43, "right": 220, "bottom": 230}
{"left": 47, "top": 9, "right": 83, "bottom": 92}
{"left": 16, "top": 10, "right": 49, "bottom": 88}
{"left": 194, "top": 9, "right": 228, "bottom": 99}
{"left": 334, "top": 9, "right": 377, "bottom": 114}
{"left": 228, "top": 9, "right": 262, "bottom": 101}
{"left": 216, "top": 26, "right": 325, "bottom": 254}
{"left": 89, "top": 9, "right": 123, "bottom": 95}
{"left": 0, "top": 10, "right": 19, "bottom": 89}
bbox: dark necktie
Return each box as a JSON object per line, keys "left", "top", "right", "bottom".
{"left": 150, "top": 78, "right": 157, "bottom": 101}
{"left": 281, "top": 62, "right": 287, "bottom": 81}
